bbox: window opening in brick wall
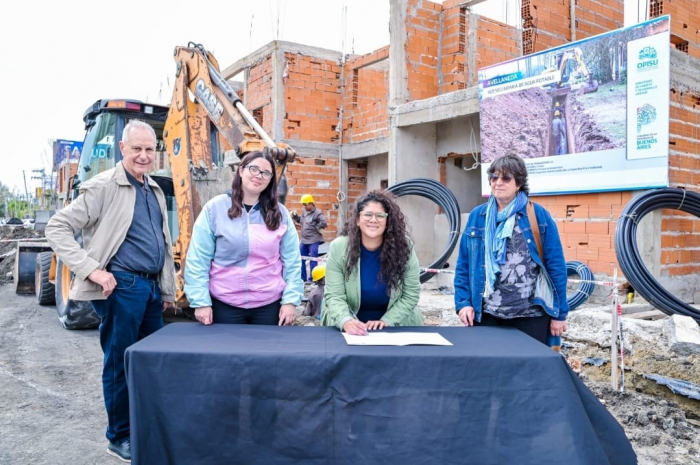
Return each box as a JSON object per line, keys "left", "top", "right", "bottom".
{"left": 252, "top": 107, "right": 263, "bottom": 126}
{"left": 671, "top": 35, "right": 689, "bottom": 54}
{"left": 648, "top": 0, "right": 663, "bottom": 18}
{"left": 380, "top": 179, "right": 388, "bottom": 189}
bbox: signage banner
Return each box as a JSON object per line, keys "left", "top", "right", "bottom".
{"left": 477, "top": 16, "right": 670, "bottom": 195}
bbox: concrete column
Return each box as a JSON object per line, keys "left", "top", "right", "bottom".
{"left": 389, "top": 0, "right": 409, "bottom": 107}
{"left": 389, "top": 122, "right": 438, "bottom": 264}
{"left": 271, "top": 46, "right": 286, "bottom": 141}
{"left": 467, "top": 12, "right": 478, "bottom": 87}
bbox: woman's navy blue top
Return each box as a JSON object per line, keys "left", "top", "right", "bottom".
{"left": 356, "top": 244, "right": 390, "bottom": 322}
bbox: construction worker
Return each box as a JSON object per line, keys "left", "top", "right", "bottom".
{"left": 304, "top": 264, "right": 326, "bottom": 319}
{"left": 554, "top": 102, "right": 566, "bottom": 127}
{"left": 552, "top": 110, "right": 567, "bottom": 155}
{"left": 291, "top": 194, "right": 327, "bottom": 282}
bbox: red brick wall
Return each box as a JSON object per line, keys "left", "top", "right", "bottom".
{"left": 474, "top": 17, "right": 521, "bottom": 71}
{"left": 283, "top": 53, "right": 341, "bottom": 142}
{"left": 521, "top": 0, "right": 624, "bottom": 54}
{"left": 531, "top": 191, "right": 632, "bottom": 276}
{"left": 648, "top": 0, "right": 700, "bottom": 59}
{"left": 286, "top": 157, "right": 341, "bottom": 240}
{"left": 341, "top": 47, "right": 390, "bottom": 143}
{"left": 663, "top": 89, "right": 700, "bottom": 277}
{"left": 439, "top": 4, "right": 467, "bottom": 93}
{"left": 285, "top": 158, "right": 367, "bottom": 239}
{"left": 245, "top": 56, "right": 272, "bottom": 134}
{"left": 405, "top": 0, "right": 441, "bottom": 100}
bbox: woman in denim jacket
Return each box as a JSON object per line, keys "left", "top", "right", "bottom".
{"left": 453, "top": 153, "right": 569, "bottom": 344}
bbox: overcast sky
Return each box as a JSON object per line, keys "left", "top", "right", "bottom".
{"left": 0, "top": 0, "right": 391, "bottom": 194}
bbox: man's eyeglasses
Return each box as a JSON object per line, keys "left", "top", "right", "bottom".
{"left": 360, "top": 211, "right": 388, "bottom": 221}
{"left": 489, "top": 173, "right": 513, "bottom": 184}
{"left": 247, "top": 165, "right": 273, "bottom": 180}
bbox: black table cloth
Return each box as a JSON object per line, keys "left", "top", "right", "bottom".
{"left": 125, "top": 324, "right": 636, "bottom": 465}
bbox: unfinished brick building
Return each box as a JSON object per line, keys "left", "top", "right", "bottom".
{"left": 222, "top": 0, "right": 700, "bottom": 300}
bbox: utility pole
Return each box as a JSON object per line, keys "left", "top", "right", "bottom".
{"left": 22, "top": 170, "right": 29, "bottom": 218}
{"left": 32, "top": 168, "right": 48, "bottom": 209}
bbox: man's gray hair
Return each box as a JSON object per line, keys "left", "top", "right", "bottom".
{"left": 122, "top": 120, "right": 156, "bottom": 143}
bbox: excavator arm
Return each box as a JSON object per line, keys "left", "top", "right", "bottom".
{"left": 163, "top": 42, "right": 296, "bottom": 306}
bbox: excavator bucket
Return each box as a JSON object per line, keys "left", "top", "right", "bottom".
{"left": 582, "top": 79, "right": 599, "bottom": 94}
{"left": 14, "top": 242, "right": 52, "bottom": 294}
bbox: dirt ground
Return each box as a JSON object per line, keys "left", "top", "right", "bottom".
{"left": 0, "top": 225, "right": 45, "bottom": 285}
{"left": 479, "top": 87, "right": 551, "bottom": 161}
{"left": 1, "top": 281, "right": 699, "bottom": 464}
{"left": 479, "top": 82, "right": 628, "bottom": 161}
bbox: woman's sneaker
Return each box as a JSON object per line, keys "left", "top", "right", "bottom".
{"left": 107, "top": 438, "right": 131, "bottom": 462}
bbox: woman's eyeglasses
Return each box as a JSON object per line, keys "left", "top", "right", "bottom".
{"left": 247, "top": 165, "right": 273, "bottom": 180}
{"left": 489, "top": 173, "right": 513, "bottom": 183}
{"left": 360, "top": 211, "right": 388, "bottom": 221}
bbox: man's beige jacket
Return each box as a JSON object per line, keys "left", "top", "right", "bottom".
{"left": 45, "top": 162, "right": 176, "bottom": 302}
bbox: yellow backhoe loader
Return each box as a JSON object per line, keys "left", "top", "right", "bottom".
{"left": 19, "top": 43, "right": 295, "bottom": 329}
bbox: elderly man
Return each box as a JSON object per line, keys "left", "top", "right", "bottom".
{"left": 46, "top": 120, "right": 175, "bottom": 462}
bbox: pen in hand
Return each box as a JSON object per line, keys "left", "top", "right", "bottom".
{"left": 343, "top": 319, "right": 368, "bottom": 336}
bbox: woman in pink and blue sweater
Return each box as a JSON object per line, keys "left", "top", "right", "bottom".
{"left": 184, "top": 151, "right": 303, "bottom": 326}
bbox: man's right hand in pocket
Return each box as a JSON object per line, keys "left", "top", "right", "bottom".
{"left": 88, "top": 269, "right": 116, "bottom": 297}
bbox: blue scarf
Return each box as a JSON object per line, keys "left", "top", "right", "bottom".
{"left": 484, "top": 191, "right": 529, "bottom": 298}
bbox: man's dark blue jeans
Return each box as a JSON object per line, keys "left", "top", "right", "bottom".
{"left": 300, "top": 242, "right": 320, "bottom": 282}
{"left": 91, "top": 271, "right": 164, "bottom": 444}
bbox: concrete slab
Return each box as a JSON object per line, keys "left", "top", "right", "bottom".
{"left": 663, "top": 315, "right": 700, "bottom": 356}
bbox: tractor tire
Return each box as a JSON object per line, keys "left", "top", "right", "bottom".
{"left": 35, "top": 252, "right": 55, "bottom": 305}
{"left": 55, "top": 257, "right": 100, "bottom": 330}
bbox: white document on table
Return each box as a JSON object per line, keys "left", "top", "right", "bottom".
{"left": 342, "top": 332, "right": 453, "bottom": 346}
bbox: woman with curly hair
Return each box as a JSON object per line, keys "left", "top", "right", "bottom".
{"left": 184, "top": 150, "right": 303, "bottom": 326}
{"left": 321, "top": 190, "right": 423, "bottom": 335}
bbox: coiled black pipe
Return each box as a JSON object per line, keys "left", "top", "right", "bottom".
{"left": 566, "top": 261, "right": 595, "bottom": 310}
{"left": 387, "top": 178, "right": 461, "bottom": 283}
{"left": 614, "top": 188, "right": 700, "bottom": 322}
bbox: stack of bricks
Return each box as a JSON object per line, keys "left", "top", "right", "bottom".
{"left": 522, "top": 0, "right": 536, "bottom": 55}
{"left": 405, "top": 0, "right": 441, "bottom": 101}
{"left": 439, "top": 2, "right": 467, "bottom": 93}
{"left": 282, "top": 53, "right": 341, "bottom": 142}
{"left": 341, "top": 47, "right": 390, "bottom": 143}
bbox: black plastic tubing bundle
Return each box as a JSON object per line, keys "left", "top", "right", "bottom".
{"left": 387, "top": 178, "right": 461, "bottom": 283}
{"left": 566, "top": 261, "right": 595, "bottom": 310}
{"left": 615, "top": 188, "right": 700, "bottom": 322}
